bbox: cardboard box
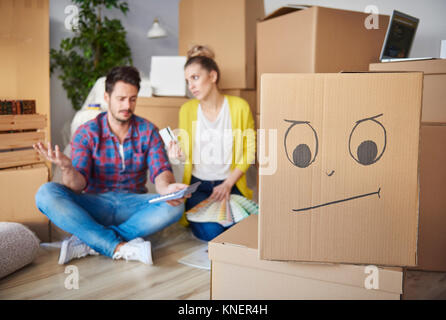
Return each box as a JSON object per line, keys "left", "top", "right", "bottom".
{"left": 179, "top": 0, "right": 264, "bottom": 89}
{"left": 150, "top": 56, "right": 187, "bottom": 97}
{"left": 257, "top": 6, "right": 389, "bottom": 114}
{"left": 221, "top": 89, "right": 256, "bottom": 117}
{"left": 135, "top": 97, "right": 189, "bottom": 130}
{"left": 413, "top": 123, "right": 446, "bottom": 271}
{"left": 370, "top": 59, "right": 446, "bottom": 123}
{"left": 0, "top": 164, "right": 50, "bottom": 242}
{"left": 259, "top": 72, "right": 422, "bottom": 266}
{"left": 209, "top": 215, "right": 403, "bottom": 300}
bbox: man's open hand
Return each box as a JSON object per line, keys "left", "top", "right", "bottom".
{"left": 33, "top": 142, "right": 72, "bottom": 170}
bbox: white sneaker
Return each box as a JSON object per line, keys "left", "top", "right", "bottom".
{"left": 128, "top": 237, "right": 145, "bottom": 244}
{"left": 112, "top": 238, "right": 153, "bottom": 265}
{"left": 58, "top": 235, "right": 99, "bottom": 265}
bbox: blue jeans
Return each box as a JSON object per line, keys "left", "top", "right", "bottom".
{"left": 185, "top": 176, "right": 242, "bottom": 241}
{"left": 35, "top": 182, "right": 184, "bottom": 258}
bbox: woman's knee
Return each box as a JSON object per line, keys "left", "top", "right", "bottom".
{"left": 190, "top": 222, "right": 225, "bottom": 241}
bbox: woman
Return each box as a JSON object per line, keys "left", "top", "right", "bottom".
{"left": 168, "top": 45, "right": 256, "bottom": 241}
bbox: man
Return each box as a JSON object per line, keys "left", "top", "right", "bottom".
{"left": 34, "top": 66, "right": 188, "bottom": 265}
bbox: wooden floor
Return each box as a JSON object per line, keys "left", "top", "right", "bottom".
{"left": 0, "top": 226, "right": 210, "bottom": 300}
{"left": 403, "top": 270, "right": 446, "bottom": 300}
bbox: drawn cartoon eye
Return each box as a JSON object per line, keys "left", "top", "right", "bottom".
{"left": 349, "top": 114, "right": 387, "bottom": 166}
{"left": 284, "top": 120, "right": 319, "bottom": 168}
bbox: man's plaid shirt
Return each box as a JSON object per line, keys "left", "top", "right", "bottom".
{"left": 71, "top": 112, "right": 172, "bottom": 194}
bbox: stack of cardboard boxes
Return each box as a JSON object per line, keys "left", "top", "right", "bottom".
{"left": 203, "top": 4, "right": 429, "bottom": 300}
{"left": 177, "top": 1, "right": 442, "bottom": 299}
{"left": 0, "top": 0, "right": 51, "bottom": 242}
{"left": 209, "top": 72, "right": 423, "bottom": 300}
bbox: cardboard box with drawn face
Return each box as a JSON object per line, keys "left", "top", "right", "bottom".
{"left": 259, "top": 73, "right": 423, "bottom": 266}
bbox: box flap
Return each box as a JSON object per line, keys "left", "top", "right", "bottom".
{"left": 262, "top": 5, "right": 310, "bottom": 21}
{"left": 341, "top": 70, "right": 423, "bottom": 74}
{"left": 211, "top": 214, "right": 258, "bottom": 249}
{"left": 421, "top": 122, "right": 446, "bottom": 127}
{"left": 369, "top": 59, "right": 446, "bottom": 75}
{"left": 209, "top": 215, "right": 403, "bottom": 295}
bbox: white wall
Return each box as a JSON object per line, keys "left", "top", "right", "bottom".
{"left": 264, "top": 0, "right": 446, "bottom": 58}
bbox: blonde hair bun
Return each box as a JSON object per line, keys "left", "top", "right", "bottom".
{"left": 187, "top": 45, "right": 215, "bottom": 60}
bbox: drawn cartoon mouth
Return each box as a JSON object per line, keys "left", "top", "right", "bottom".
{"left": 292, "top": 188, "right": 381, "bottom": 213}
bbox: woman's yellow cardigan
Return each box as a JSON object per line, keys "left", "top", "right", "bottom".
{"left": 177, "top": 95, "right": 256, "bottom": 226}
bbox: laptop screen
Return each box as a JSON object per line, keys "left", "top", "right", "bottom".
{"left": 380, "top": 10, "right": 419, "bottom": 60}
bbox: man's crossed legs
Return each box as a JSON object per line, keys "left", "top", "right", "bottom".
{"left": 35, "top": 182, "right": 184, "bottom": 265}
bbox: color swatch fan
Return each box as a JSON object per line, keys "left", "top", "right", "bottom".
{"left": 186, "top": 195, "right": 258, "bottom": 227}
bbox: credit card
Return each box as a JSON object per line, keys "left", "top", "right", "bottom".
{"left": 159, "top": 126, "right": 177, "bottom": 146}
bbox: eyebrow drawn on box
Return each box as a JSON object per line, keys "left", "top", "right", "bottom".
{"left": 356, "top": 113, "right": 384, "bottom": 124}
{"left": 292, "top": 187, "right": 381, "bottom": 213}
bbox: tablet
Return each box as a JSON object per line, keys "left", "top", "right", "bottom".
{"left": 148, "top": 181, "right": 201, "bottom": 204}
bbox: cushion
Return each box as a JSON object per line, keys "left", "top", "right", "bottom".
{"left": 0, "top": 222, "right": 40, "bottom": 279}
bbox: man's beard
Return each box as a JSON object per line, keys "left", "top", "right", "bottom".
{"left": 111, "top": 108, "right": 133, "bottom": 123}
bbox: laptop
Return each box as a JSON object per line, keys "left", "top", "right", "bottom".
{"left": 379, "top": 10, "right": 432, "bottom": 62}
{"left": 150, "top": 56, "right": 187, "bottom": 96}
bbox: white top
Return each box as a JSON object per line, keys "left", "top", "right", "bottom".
{"left": 192, "top": 97, "right": 233, "bottom": 181}
{"left": 119, "top": 143, "right": 125, "bottom": 171}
